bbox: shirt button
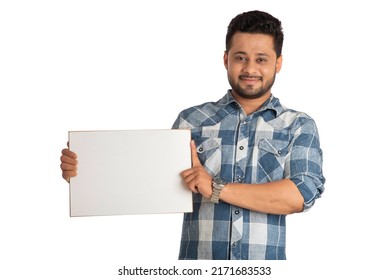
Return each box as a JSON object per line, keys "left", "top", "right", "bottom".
{"left": 239, "top": 146, "right": 244, "bottom": 150}
{"left": 234, "top": 210, "right": 240, "bottom": 215}
{"left": 232, "top": 242, "right": 237, "bottom": 247}
{"left": 198, "top": 147, "right": 203, "bottom": 152}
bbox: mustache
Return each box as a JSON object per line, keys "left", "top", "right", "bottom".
{"left": 239, "top": 74, "right": 262, "bottom": 80}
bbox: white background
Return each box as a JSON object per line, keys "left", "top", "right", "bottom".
{"left": 1, "top": 0, "right": 388, "bottom": 279}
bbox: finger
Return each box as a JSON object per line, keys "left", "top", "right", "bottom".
{"left": 60, "top": 162, "right": 78, "bottom": 172}
{"left": 190, "top": 140, "right": 202, "bottom": 167}
{"left": 62, "top": 148, "right": 77, "bottom": 159}
{"left": 181, "top": 169, "right": 197, "bottom": 184}
{"left": 186, "top": 179, "right": 199, "bottom": 193}
{"left": 60, "top": 154, "right": 78, "bottom": 165}
{"left": 180, "top": 169, "right": 199, "bottom": 193}
{"left": 62, "top": 170, "right": 77, "bottom": 181}
{"left": 180, "top": 166, "right": 196, "bottom": 178}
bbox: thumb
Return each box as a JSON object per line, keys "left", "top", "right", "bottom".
{"left": 190, "top": 140, "right": 202, "bottom": 167}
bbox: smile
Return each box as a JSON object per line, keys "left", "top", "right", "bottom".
{"left": 239, "top": 75, "right": 262, "bottom": 85}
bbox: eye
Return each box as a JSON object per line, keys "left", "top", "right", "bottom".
{"left": 257, "top": 57, "right": 268, "bottom": 63}
{"left": 234, "top": 55, "right": 247, "bottom": 63}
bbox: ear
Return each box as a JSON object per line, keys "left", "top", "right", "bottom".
{"left": 276, "top": 55, "right": 283, "bottom": 73}
{"left": 223, "top": 51, "right": 228, "bottom": 70}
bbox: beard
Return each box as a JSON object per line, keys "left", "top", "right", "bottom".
{"left": 228, "top": 73, "right": 276, "bottom": 99}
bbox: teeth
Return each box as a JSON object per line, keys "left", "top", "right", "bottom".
{"left": 240, "top": 75, "right": 262, "bottom": 80}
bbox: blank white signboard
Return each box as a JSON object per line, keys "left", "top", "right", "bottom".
{"left": 68, "top": 129, "right": 193, "bottom": 217}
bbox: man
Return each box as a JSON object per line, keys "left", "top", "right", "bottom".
{"left": 61, "top": 10, "right": 325, "bottom": 260}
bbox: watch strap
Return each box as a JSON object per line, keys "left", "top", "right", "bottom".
{"left": 210, "top": 178, "right": 225, "bottom": 203}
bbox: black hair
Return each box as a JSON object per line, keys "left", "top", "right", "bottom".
{"left": 226, "top": 10, "right": 284, "bottom": 57}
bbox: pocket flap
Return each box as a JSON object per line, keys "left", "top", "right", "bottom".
{"left": 258, "top": 139, "right": 289, "bottom": 156}
{"left": 197, "top": 138, "right": 221, "bottom": 153}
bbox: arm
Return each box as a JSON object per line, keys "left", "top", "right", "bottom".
{"left": 219, "top": 179, "right": 303, "bottom": 215}
{"left": 181, "top": 116, "right": 324, "bottom": 214}
{"left": 181, "top": 141, "right": 303, "bottom": 215}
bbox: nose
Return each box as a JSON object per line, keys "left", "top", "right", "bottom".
{"left": 242, "top": 59, "right": 258, "bottom": 75}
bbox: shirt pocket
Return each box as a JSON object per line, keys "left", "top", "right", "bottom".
{"left": 257, "top": 139, "right": 290, "bottom": 182}
{"left": 258, "top": 139, "right": 290, "bottom": 156}
{"left": 194, "top": 137, "right": 222, "bottom": 177}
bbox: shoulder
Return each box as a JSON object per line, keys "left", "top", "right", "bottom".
{"left": 270, "top": 97, "right": 320, "bottom": 135}
{"left": 173, "top": 95, "right": 233, "bottom": 129}
{"left": 274, "top": 97, "right": 317, "bottom": 123}
{"left": 172, "top": 101, "right": 218, "bottom": 129}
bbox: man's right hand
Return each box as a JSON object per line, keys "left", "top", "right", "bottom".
{"left": 60, "top": 144, "right": 78, "bottom": 182}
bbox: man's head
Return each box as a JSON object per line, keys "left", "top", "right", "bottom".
{"left": 226, "top": 10, "right": 284, "bottom": 58}
{"left": 224, "top": 11, "right": 284, "bottom": 101}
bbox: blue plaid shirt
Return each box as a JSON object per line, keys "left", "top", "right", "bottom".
{"left": 172, "top": 90, "right": 325, "bottom": 260}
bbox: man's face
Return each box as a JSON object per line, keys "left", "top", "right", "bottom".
{"left": 224, "top": 32, "right": 282, "bottom": 100}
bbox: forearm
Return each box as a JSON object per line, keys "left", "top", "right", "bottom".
{"left": 219, "top": 179, "right": 304, "bottom": 215}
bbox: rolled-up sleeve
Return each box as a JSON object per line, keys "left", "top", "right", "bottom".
{"left": 287, "top": 117, "right": 325, "bottom": 211}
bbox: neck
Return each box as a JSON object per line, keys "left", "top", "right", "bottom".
{"left": 232, "top": 92, "right": 271, "bottom": 116}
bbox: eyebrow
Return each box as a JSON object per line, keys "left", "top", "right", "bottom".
{"left": 232, "top": 51, "right": 270, "bottom": 57}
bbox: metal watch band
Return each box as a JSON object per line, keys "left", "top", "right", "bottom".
{"left": 210, "top": 178, "right": 225, "bottom": 203}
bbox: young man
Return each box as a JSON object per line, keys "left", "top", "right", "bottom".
{"left": 61, "top": 10, "right": 325, "bottom": 260}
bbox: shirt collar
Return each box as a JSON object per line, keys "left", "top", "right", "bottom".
{"left": 220, "top": 90, "right": 284, "bottom": 117}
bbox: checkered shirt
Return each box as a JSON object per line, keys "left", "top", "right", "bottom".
{"left": 172, "top": 90, "right": 325, "bottom": 260}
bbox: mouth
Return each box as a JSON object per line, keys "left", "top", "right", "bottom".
{"left": 239, "top": 75, "right": 262, "bottom": 85}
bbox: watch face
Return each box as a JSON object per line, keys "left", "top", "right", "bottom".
{"left": 215, "top": 178, "right": 224, "bottom": 185}
{"left": 213, "top": 178, "right": 225, "bottom": 189}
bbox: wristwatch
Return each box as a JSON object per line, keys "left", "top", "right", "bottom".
{"left": 210, "top": 178, "right": 226, "bottom": 204}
